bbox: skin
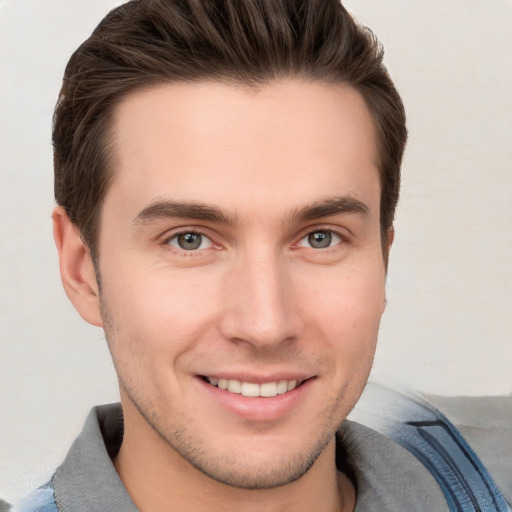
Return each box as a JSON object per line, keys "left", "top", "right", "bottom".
{"left": 53, "top": 79, "right": 390, "bottom": 512}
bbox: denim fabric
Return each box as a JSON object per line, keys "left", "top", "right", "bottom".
{"left": 13, "top": 483, "right": 57, "bottom": 512}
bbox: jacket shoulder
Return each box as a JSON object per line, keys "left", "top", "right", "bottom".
{"left": 13, "top": 483, "right": 57, "bottom": 512}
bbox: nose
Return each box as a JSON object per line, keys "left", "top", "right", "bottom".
{"left": 219, "top": 249, "right": 303, "bottom": 350}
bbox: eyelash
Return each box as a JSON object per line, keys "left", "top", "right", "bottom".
{"left": 162, "top": 229, "right": 216, "bottom": 256}
{"left": 295, "top": 227, "right": 347, "bottom": 252}
{"left": 161, "top": 227, "right": 348, "bottom": 255}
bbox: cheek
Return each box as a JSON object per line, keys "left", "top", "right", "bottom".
{"left": 296, "top": 262, "right": 385, "bottom": 386}
{"left": 300, "top": 263, "right": 385, "bottom": 337}
{"left": 99, "top": 260, "right": 222, "bottom": 359}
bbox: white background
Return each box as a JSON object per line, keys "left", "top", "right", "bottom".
{"left": 1, "top": 0, "right": 511, "bottom": 504}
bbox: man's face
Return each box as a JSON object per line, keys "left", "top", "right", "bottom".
{"left": 96, "top": 80, "right": 386, "bottom": 488}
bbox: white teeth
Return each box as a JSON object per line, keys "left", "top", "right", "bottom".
{"left": 207, "top": 377, "right": 301, "bottom": 397}
{"left": 277, "top": 380, "right": 288, "bottom": 394}
{"left": 227, "top": 379, "right": 242, "bottom": 393}
{"left": 260, "top": 382, "right": 277, "bottom": 397}
{"left": 241, "top": 382, "right": 260, "bottom": 397}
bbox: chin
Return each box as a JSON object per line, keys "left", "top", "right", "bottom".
{"left": 182, "top": 438, "right": 331, "bottom": 490}
{"left": 157, "top": 416, "right": 337, "bottom": 490}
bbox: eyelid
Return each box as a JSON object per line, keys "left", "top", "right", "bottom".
{"left": 160, "top": 227, "right": 220, "bottom": 252}
{"left": 294, "top": 225, "right": 349, "bottom": 246}
{"left": 168, "top": 232, "right": 213, "bottom": 250}
{"left": 297, "top": 229, "right": 344, "bottom": 249}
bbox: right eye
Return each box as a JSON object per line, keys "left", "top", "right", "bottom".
{"left": 167, "top": 232, "right": 214, "bottom": 251}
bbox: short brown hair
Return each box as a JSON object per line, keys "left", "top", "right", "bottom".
{"left": 53, "top": 0, "right": 407, "bottom": 260}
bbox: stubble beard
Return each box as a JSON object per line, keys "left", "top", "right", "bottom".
{"left": 100, "top": 295, "right": 358, "bottom": 491}
{"left": 120, "top": 376, "right": 343, "bottom": 490}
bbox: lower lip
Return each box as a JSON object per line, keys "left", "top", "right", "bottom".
{"left": 196, "top": 377, "right": 314, "bottom": 422}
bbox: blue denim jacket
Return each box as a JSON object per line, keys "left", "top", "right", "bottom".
{"left": 13, "top": 484, "right": 56, "bottom": 512}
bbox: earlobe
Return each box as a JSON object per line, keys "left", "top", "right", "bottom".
{"left": 52, "top": 206, "right": 103, "bottom": 327}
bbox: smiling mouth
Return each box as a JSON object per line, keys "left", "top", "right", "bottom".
{"left": 203, "top": 376, "right": 304, "bottom": 397}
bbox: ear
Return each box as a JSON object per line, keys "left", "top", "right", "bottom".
{"left": 386, "top": 226, "right": 395, "bottom": 250}
{"left": 52, "top": 206, "right": 103, "bottom": 327}
{"left": 382, "top": 226, "right": 395, "bottom": 312}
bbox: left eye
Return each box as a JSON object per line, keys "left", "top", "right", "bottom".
{"left": 168, "top": 232, "right": 213, "bottom": 251}
{"left": 298, "top": 230, "right": 342, "bottom": 249}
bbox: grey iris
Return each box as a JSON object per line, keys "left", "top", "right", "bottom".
{"left": 177, "top": 233, "right": 202, "bottom": 250}
{"left": 308, "top": 231, "right": 332, "bottom": 249}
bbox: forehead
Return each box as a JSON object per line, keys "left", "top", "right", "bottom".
{"left": 107, "top": 80, "right": 379, "bottom": 220}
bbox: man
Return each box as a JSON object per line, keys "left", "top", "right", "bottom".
{"left": 12, "top": 1, "right": 510, "bottom": 511}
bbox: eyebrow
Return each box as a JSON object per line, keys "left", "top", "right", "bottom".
{"left": 288, "top": 196, "right": 370, "bottom": 223}
{"left": 133, "top": 200, "right": 238, "bottom": 226}
{"left": 133, "top": 195, "right": 369, "bottom": 227}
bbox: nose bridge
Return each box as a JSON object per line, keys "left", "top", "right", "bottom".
{"left": 220, "top": 245, "right": 300, "bottom": 349}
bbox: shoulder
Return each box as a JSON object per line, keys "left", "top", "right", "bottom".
{"left": 338, "top": 420, "right": 449, "bottom": 511}
{"left": 344, "top": 383, "right": 512, "bottom": 512}
{"left": 12, "top": 483, "right": 57, "bottom": 512}
{"left": 427, "top": 393, "right": 512, "bottom": 506}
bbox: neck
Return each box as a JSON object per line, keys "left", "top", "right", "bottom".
{"left": 114, "top": 403, "right": 355, "bottom": 512}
